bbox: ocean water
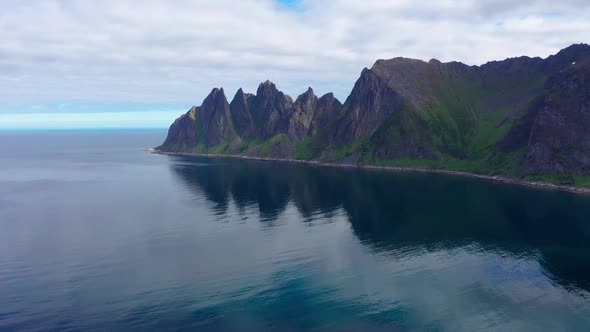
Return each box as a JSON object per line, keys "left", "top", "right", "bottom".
{"left": 1, "top": 130, "right": 590, "bottom": 331}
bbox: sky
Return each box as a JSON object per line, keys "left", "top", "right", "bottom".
{"left": 0, "top": 0, "right": 589, "bottom": 129}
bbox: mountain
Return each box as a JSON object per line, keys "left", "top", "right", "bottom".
{"left": 229, "top": 88, "right": 255, "bottom": 140}
{"left": 158, "top": 43, "right": 590, "bottom": 187}
{"left": 288, "top": 87, "right": 343, "bottom": 141}
{"left": 499, "top": 60, "right": 590, "bottom": 180}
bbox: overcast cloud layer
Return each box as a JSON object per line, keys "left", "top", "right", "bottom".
{"left": 1, "top": 0, "right": 589, "bottom": 111}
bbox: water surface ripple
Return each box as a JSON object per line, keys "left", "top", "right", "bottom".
{"left": 1, "top": 130, "right": 590, "bottom": 331}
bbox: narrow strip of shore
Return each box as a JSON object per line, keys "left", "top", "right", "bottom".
{"left": 146, "top": 148, "right": 590, "bottom": 195}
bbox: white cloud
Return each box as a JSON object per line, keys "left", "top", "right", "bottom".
{"left": 0, "top": 0, "right": 588, "bottom": 107}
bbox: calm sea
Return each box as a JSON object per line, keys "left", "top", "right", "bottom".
{"left": 1, "top": 130, "right": 590, "bottom": 331}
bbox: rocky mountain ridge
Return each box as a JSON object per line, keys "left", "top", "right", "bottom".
{"left": 158, "top": 43, "right": 590, "bottom": 187}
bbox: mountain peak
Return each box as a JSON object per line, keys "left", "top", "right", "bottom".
{"left": 232, "top": 88, "right": 246, "bottom": 102}
{"left": 206, "top": 87, "right": 226, "bottom": 100}
{"left": 294, "top": 87, "right": 316, "bottom": 102}
{"left": 257, "top": 80, "right": 279, "bottom": 96}
{"left": 229, "top": 88, "right": 256, "bottom": 140}
{"left": 261, "top": 80, "right": 275, "bottom": 88}
{"left": 299, "top": 86, "right": 315, "bottom": 99}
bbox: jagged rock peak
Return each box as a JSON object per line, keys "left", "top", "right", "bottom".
{"left": 229, "top": 87, "right": 256, "bottom": 140}
{"left": 204, "top": 87, "right": 227, "bottom": 101}
{"left": 259, "top": 80, "right": 275, "bottom": 89}
{"left": 257, "top": 80, "right": 276, "bottom": 95}
{"left": 356, "top": 67, "right": 387, "bottom": 87}
{"left": 255, "top": 80, "right": 293, "bottom": 103}
{"left": 198, "top": 86, "right": 238, "bottom": 148}
{"left": 296, "top": 87, "right": 316, "bottom": 100}
{"left": 231, "top": 87, "right": 255, "bottom": 101}
{"left": 231, "top": 87, "right": 246, "bottom": 101}
{"left": 319, "top": 92, "right": 337, "bottom": 101}
{"left": 319, "top": 92, "right": 342, "bottom": 102}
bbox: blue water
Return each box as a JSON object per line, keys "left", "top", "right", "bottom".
{"left": 1, "top": 130, "right": 590, "bottom": 331}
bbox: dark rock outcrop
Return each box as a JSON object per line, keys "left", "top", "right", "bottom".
{"left": 502, "top": 62, "right": 590, "bottom": 176}
{"left": 229, "top": 88, "right": 256, "bottom": 140}
{"left": 308, "top": 93, "right": 342, "bottom": 136}
{"left": 198, "top": 88, "right": 239, "bottom": 148}
{"left": 286, "top": 88, "right": 344, "bottom": 141}
{"left": 250, "top": 80, "right": 294, "bottom": 139}
{"left": 159, "top": 106, "right": 200, "bottom": 151}
{"left": 331, "top": 68, "right": 407, "bottom": 145}
{"left": 287, "top": 87, "right": 318, "bottom": 141}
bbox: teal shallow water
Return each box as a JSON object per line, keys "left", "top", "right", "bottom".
{"left": 1, "top": 130, "right": 590, "bottom": 331}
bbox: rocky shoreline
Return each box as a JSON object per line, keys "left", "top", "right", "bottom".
{"left": 147, "top": 148, "right": 590, "bottom": 195}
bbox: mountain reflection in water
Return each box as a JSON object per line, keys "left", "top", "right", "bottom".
{"left": 170, "top": 155, "right": 590, "bottom": 293}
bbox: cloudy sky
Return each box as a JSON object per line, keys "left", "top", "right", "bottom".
{"left": 0, "top": 0, "right": 588, "bottom": 128}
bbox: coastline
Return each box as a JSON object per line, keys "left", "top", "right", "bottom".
{"left": 147, "top": 148, "right": 590, "bottom": 195}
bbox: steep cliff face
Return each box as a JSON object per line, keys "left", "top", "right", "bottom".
{"left": 159, "top": 106, "right": 200, "bottom": 151}
{"left": 286, "top": 88, "right": 344, "bottom": 141}
{"left": 159, "top": 43, "right": 590, "bottom": 187}
{"left": 198, "top": 88, "right": 239, "bottom": 148}
{"left": 229, "top": 88, "right": 255, "bottom": 140}
{"left": 308, "top": 93, "right": 342, "bottom": 136}
{"left": 501, "top": 62, "right": 590, "bottom": 178}
{"left": 331, "top": 68, "right": 407, "bottom": 146}
{"left": 287, "top": 87, "right": 318, "bottom": 141}
{"left": 158, "top": 88, "right": 240, "bottom": 151}
{"left": 250, "top": 80, "right": 294, "bottom": 140}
